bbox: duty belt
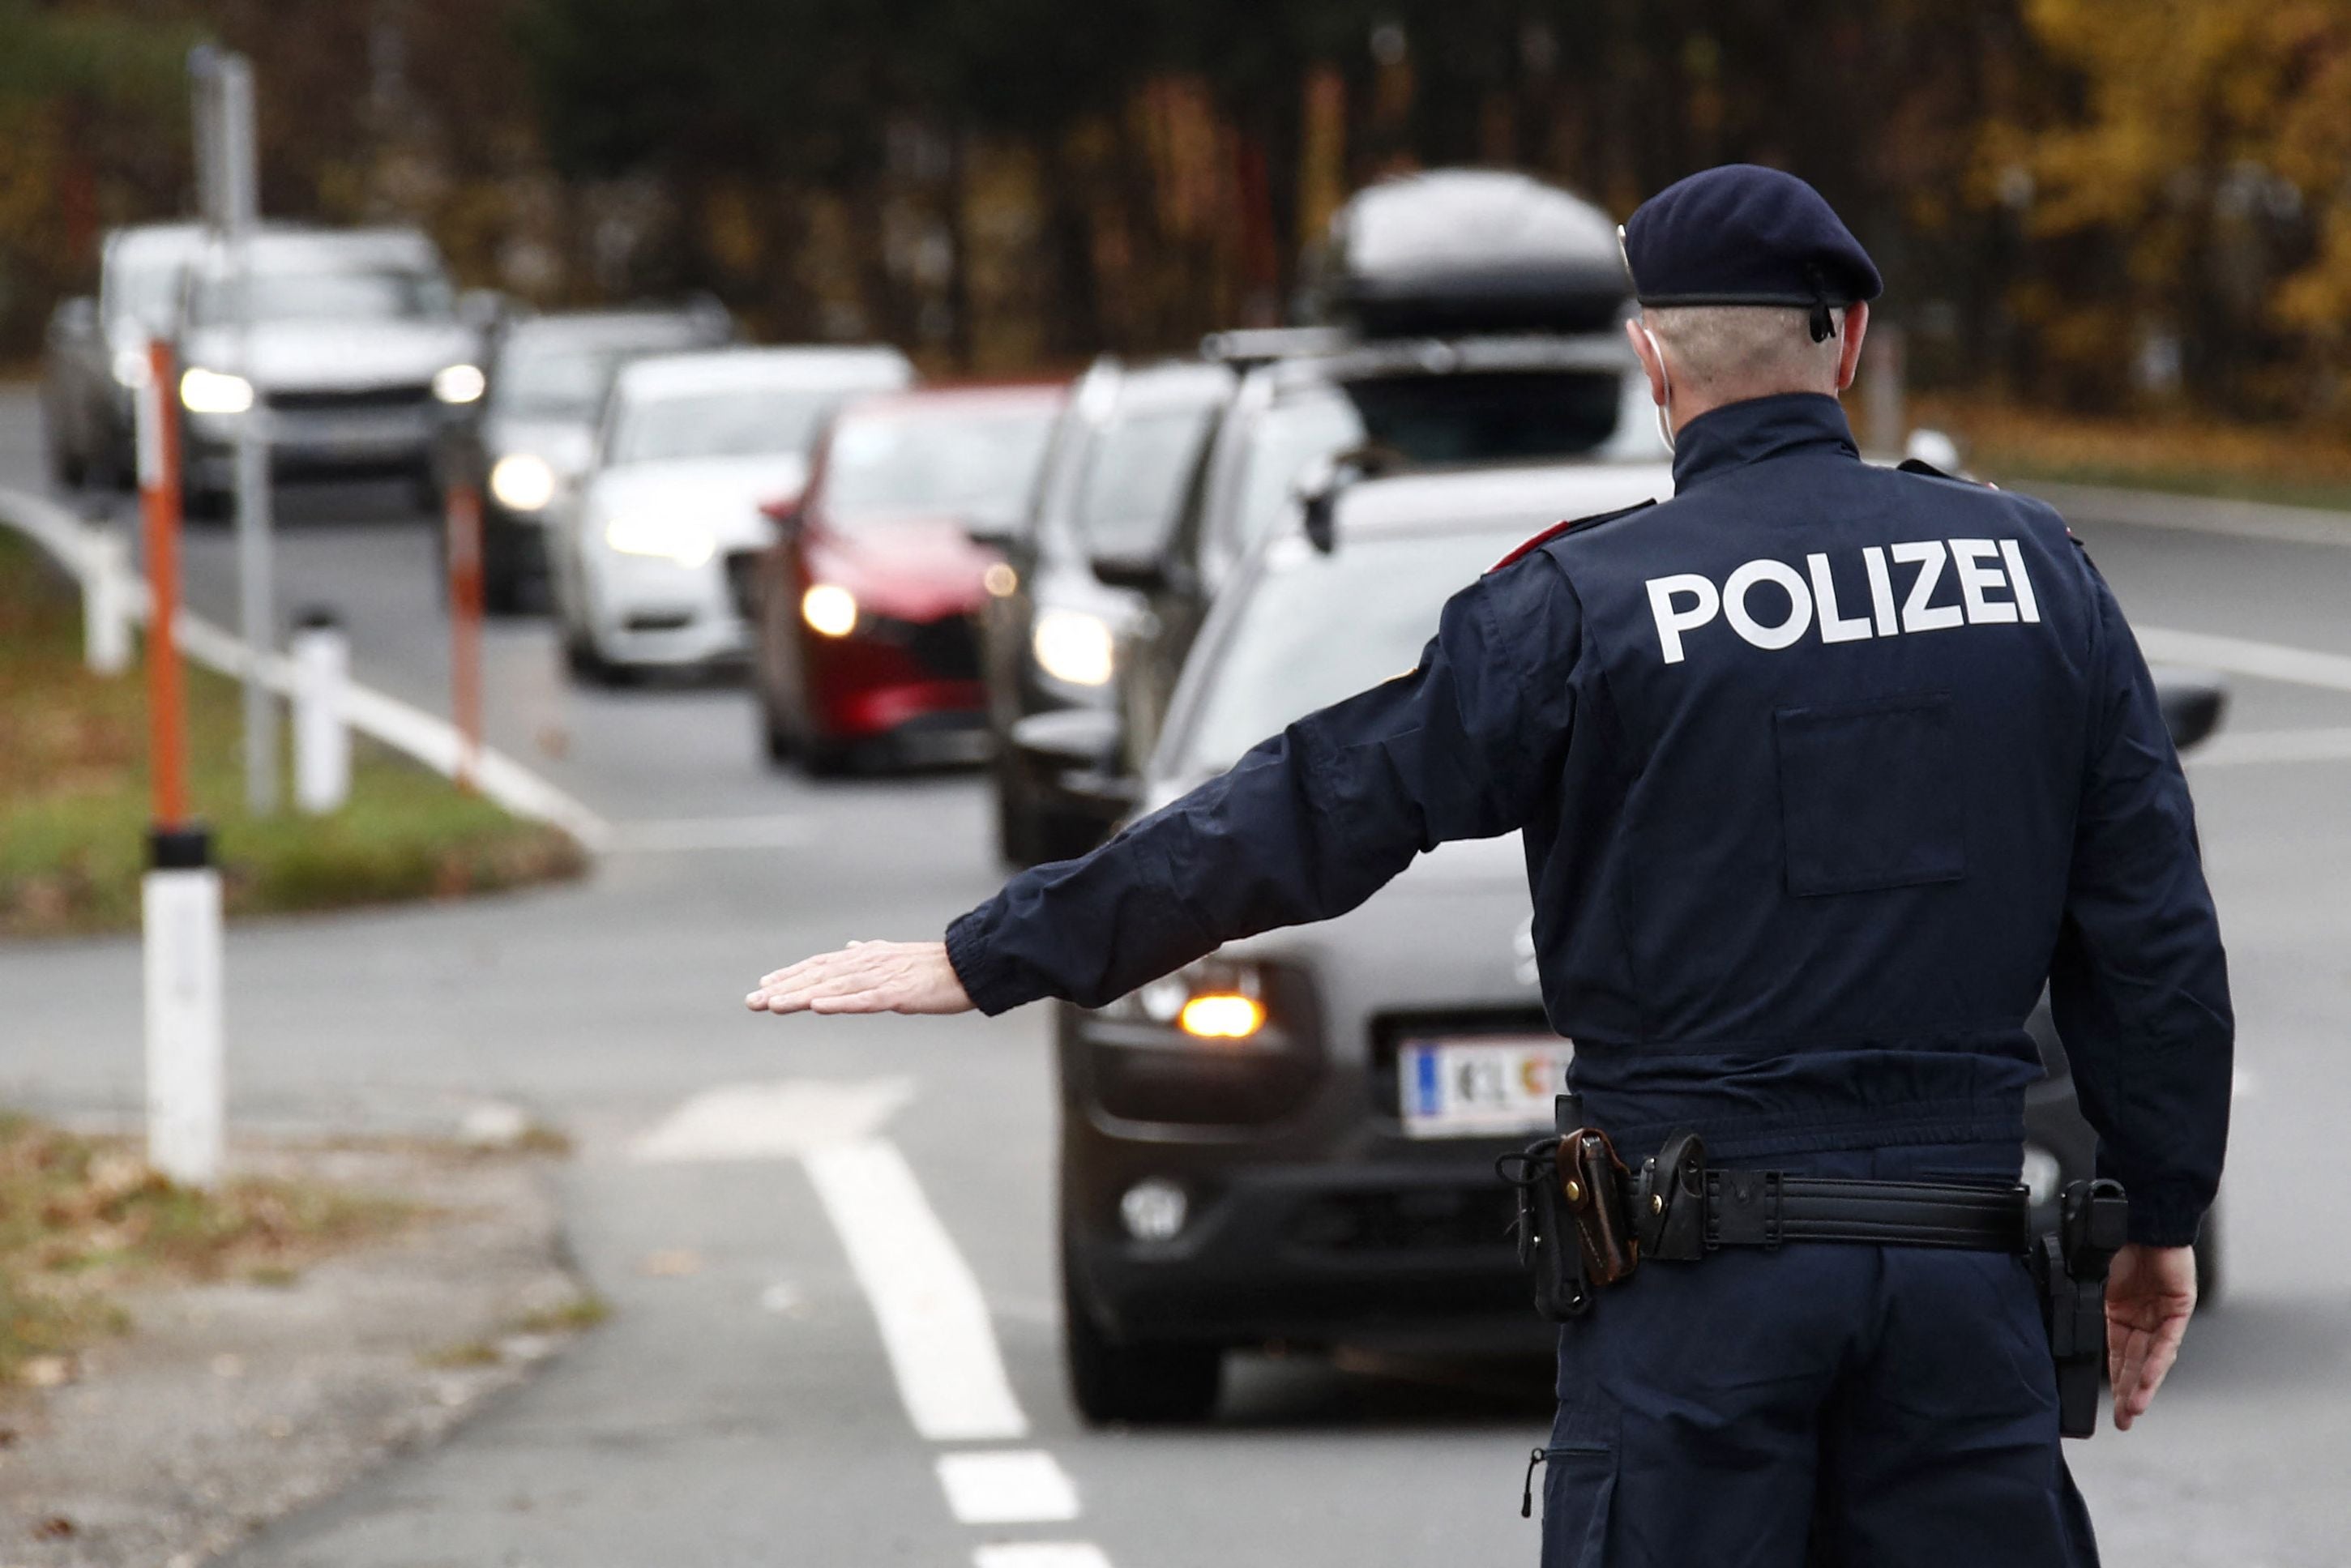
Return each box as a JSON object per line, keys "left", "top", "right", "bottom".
{"left": 1499, "top": 1110, "right": 2033, "bottom": 1323}
{"left": 1500, "top": 1095, "right": 2130, "bottom": 1438}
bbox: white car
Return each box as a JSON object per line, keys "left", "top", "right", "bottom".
{"left": 553, "top": 345, "right": 914, "bottom": 680}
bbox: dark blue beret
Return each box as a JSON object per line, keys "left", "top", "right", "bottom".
{"left": 1621, "top": 165, "right": 1882, "bottom": 321}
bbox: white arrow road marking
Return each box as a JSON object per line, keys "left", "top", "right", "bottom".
{"left": 803, "top": 1137, "right": 1030, "bottom": 1442}
{"left": 936, "top": 1451, "right": 1081, "bottom": 1524}
{"left": 974, "top": 1545, "right": 1114, "bottom": 1568}
{"left": 630, "top": 1078, "right": 914, "bottom": 1162}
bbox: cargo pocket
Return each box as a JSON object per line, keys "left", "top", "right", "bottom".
{"left": 1773, "top": 693, "right": 1966, "bottom": 897}
{"left": 1537, "top": 1396, "right": 1619, "bottom": 1568}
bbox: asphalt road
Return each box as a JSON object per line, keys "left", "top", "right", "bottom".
{"left": 2, "top": 384, "right": 2347, "bottom": 1567}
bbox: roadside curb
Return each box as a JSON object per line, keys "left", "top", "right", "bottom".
{"left": 0, "top": 484, "right": 612, "bottom": 852}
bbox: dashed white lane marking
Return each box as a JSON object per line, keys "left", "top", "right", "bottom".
{"left": 973, "top": 1545, "right": 1114, "bottom": 1568}
{"left": 2189, "top": 727, "right": 2351, "bottom": 768}
{"left": 601, "top": 814, "right": 820, "bottom": 853}
{"left": 630, "top": 1078, "right": 913, "bottom": 1162}
{"left": 802, "top": 1137, "right": 1030, "bottom": 1442}
{"left": 2138, "top": 627, "right": 2351, "bottom": 695}
{"left": 936, "top": 1451, "right": 1081, "bottom": 1525}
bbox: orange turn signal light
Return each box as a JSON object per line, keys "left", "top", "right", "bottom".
{"left": 1178, "top": 993, "right": 1264, "bottom": 1040}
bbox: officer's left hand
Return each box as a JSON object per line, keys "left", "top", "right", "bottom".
{"left": 746, "top": 940, "right": 975, "bottom": 1016}
{"left": 2105, "top": 1241, "right": 2198, "bottom": 1431}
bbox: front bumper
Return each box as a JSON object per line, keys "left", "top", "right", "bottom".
{"left": 804, "top": 606, "right": 990, "bottom": 746}
{"left": 584, "top": 546, "right": 752, "bottom": 667}
{"left": 1066, "top": 1150, "right": 1544, "bottom": 1352}
{"left": 185, "top": 398, "right": 449, "bottom": 489}
{"left": 1060, "top": 988, "right": 1556, "bottom": 1354}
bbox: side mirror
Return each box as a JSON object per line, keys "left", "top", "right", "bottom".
{"left": 964, "top": 517, "right": 1020, "bottom": 551}
{"left": 1089, "top": 550, "right": 1172, "bottom": 593}
{"left": 760, "top": 493, "right": 805, "bottom": 534}
{"left": 2153, "top": 670, "right": 2226, "bottom": 753}
{"left": 1009, "top": 708, "right": 1139, "bottom": 815}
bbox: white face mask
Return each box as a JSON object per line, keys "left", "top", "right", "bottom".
{"left": 1639, "top": 323, "right": 1675, "bottom": 455}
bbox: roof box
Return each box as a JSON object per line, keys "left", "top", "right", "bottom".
{"left": 1304, "top": 169, "right": 1630, "bottom": 338}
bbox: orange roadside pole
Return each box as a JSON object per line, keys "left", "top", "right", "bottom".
{"left": 445, "top": 481, "right": 485, "bottom": 791}
{"left": 140, "top": 338, "right": 188, "bottom": 828}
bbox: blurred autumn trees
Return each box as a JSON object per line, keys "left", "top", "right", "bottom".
{"left": 6, "top": 0, "right": 2351, "bottom": 423}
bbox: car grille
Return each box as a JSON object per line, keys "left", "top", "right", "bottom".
{"left": 266, "top": 383, "right": 434, "bottom": 414}
{"left": 1285, "top": 1184, "right": 1520, "bottom": 1254}
{"left": 724, "top": 552, "right": 763, "bottom": 622}
{"left": 871, "top": 612, "right": 981, "bottom": 681}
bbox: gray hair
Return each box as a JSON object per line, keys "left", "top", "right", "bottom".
{"left": 1642, "top": 305, "right": 1842, "bottom": 399}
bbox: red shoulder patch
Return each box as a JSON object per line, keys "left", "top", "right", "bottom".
{"left": 1486, "top": 500, "right": 1656, "bottom": 574}
{"left": 1489, "top": 519, "right": 1580, "bottom": 573}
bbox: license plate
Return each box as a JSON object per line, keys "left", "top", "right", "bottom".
{"left": 1397, "top": 1036, "right": 1575, "bottom": 1139}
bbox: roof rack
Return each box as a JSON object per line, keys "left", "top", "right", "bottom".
{"left": 1199, "top": 326, "right": 1353, "bottom": 368}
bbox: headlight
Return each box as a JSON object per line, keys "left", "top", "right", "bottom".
{"left": 801, "top": 583, "right": 858, "bottom": 638}
{"left": 489, "top": 452, "right": 557, "bottom": 512}
{"left": 433, "top": 363, "right": 486, "bottom": 404}
{"left": 111, "top": 348, "right": 152, "bottom": 390}
{"left": 604, "top": 515, "right": 715, "bottom": 568}
{"left": 1032, "top": 609, "right": 1115, "bottom": 687}
{"left": 1178, "top": 993, "right": 1265, "bottom": 1040}
{"left": 179, "top": 366, "right": 253, "bottom": 416}
{"left": 1105, "top": 959, "right": 1269, "bottom": 1042}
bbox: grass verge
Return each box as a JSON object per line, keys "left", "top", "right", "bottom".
{"left": 1917, "top": 395, "right": 2351, "bottom": 515}
{"left": 0, "top": 1111, "right": 419, "bottom": 1387}
{"left": 0, "top": 530, "right": 584, "bottom": 937}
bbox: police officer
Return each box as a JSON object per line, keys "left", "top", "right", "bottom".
{"left": 748, "top": 164, "right": 2231, "bottom": 1566}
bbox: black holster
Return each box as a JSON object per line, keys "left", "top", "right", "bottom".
{"left": 2033, "top": 1177, "right": 2129, "bottom": 1438}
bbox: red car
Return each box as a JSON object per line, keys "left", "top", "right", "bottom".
{"left": 752, "top": 383, "right": 1064, "bottom": 771}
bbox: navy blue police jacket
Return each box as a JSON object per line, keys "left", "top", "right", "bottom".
{"left": 947, "top": 392, "right": 2233, "bottom": 1247}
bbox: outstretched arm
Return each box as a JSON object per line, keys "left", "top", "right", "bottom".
{"left": 748, "top": 554, "right": 1584, "bottom": 1017}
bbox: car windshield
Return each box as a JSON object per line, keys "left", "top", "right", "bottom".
{"left": 1076, "top": 404, "right": 1218, "bottom": 556}
{"left": 609, "top": 387, "right": 848, "bottom": 465}
{"left": 191, "top": 265, "right": 455, "bottom": 327}
{"left": 1225, "top": 370, "right": 1625, "bottom": 553}
{"left": 496, "top": 343, "right": 640, "bottom": 420}
{"left": 822, "top": 405, "right": 1058, "bottom": 529}
{"left": 1175, "top": 524, "right": 1525, "bottom": 774}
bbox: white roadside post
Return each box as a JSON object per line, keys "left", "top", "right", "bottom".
{"left": 82, "top": 529, "right": 133, "bottom": 675}
{"left": 144, "top": 828, "right": 225, "bottom": 1188}
{"left": 289, "top": 609, "right": 352, "bottom": 814}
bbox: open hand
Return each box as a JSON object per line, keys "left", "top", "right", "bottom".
{"left": 2106, "top": 1241, "right": 2198, "bottom": 1430}
{"left": 746, "top": 940, "right": 974, "bottom": 1017}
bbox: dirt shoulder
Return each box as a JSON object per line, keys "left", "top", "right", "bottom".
{"left": 0, "top": 1138, "right": 594, "bottom": 1567}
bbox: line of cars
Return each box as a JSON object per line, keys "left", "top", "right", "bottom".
{"left": 49, "top": 177, "right": 2232, "bottom": 1429}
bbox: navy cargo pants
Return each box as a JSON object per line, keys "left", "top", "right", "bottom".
{"left": 1538, "top": 1141, "right": 2101, "bottom": 1567}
